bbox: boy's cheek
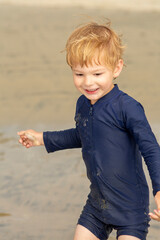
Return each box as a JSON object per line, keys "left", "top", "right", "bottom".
{"left": 74, "top": 79, "right": 82, "bottom": 89}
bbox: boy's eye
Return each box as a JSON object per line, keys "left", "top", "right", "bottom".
{"left": 94, "top": 73, "right": 102, "bottom": 76}
{"left": 75, "top": 73, "right": 83, "bottom": 77}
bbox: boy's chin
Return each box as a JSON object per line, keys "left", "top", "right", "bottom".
{"left": 88, "top": 97, "right": 99, "bottom": 105}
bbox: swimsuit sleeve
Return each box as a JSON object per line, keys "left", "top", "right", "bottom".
{"left": 43, "top": 127, "right": 81, "bottom": 153}
{"left": 123, "top": 99, "right": 160, "bottom": 196}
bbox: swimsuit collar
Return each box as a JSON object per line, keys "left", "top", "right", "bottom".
{"left": 85, "top": 84, "right": 120, "bottom": 107}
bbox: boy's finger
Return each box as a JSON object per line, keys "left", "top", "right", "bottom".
{"left": 26, "top": 142, "right": 33, "bottom": 148}
{"left": 19, "top": 137, "right": 27, "bottom": 144}
{"left": 17, "top": 131, "right": 26, "bottom": 136}
{"left": 19, "top": 139, "right": 23, "bottom": 144}
{"left": 154, "top": 209, "right": 160, "bottom": 217}
{"left": 151, "top": 216, "right": 159, "bottom": 221}
{"left": 149, "top": 212, "right": 160, "bottom": 221}
{"left": 149, "top": 213, "right": 157, "bottom": 219}
{"left": 18, "top": 135, "right": 27, "bottom": 143}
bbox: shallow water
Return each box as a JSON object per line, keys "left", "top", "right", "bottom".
{"left": 0, "top": 124, "right": 159, "bottom": 240}
{"left": 0, "top": 125, "right": 85, "bottom": 240}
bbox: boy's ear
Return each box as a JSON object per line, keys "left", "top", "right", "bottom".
{"left": 113, "top": 59, "right": 123, "bottom": 78}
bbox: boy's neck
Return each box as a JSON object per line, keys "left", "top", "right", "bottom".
{"left": 90, "top": 83, "right": 115, "bottom": 105}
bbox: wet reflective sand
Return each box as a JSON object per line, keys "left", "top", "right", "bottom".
{"left": 0, "top": 3, "right": 159, "bottom": 240}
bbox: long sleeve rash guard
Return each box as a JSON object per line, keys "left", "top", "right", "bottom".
{"left": 43, "top": 84, "right": 160, "bottom": 226}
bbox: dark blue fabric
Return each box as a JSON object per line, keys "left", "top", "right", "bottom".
{"left": 43, "top": 84, "right": 160, "bottom": 226}
{"left": 78, "top": 202, "right": 149, "bottom": 240}
{"left": 43, "top": 128, "right": 81, "bottom": 152}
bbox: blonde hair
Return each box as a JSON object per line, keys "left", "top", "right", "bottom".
{"left": 66, "top": 21, "right": 125, "bottom": 70}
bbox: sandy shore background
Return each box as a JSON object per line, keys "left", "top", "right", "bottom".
{"left": 0, "top": 1, "right": 160, "bottom": 239}
{"left": 0, "top": 0, "right": 160, "bottom": 11}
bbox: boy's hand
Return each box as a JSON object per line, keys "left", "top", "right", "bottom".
{"left": 17, "top": 129, "right": 44, "bottom": 148}
{"left": 149, "top": 191, "right": 160, "bottom": 222}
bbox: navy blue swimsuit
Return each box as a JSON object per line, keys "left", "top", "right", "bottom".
{"left": 43, "top": 84, "right": 160, "bottom": 226}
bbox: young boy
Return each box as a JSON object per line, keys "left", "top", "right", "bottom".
{"left": 18, "top": 21, "right": 160, "bottom": 240}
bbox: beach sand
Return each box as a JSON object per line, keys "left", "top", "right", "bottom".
{"left": 0, "top": 2, "right": 160, "bottom": 239}
{"left": 0, "top": 0, "right": 160, "bottom": 11}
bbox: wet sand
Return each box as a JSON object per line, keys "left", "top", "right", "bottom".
{"left": 0, "top": 3, "right": 160, "bottom": 240}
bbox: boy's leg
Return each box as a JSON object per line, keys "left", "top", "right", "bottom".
{"left": 118, "top": 236, "right": 140, "bottom": 240}
{"left": 116, "top": 220, "right": 149, "bottom": 240}
{"left": 73, "top": 224, "right": 100, "bottom": 240}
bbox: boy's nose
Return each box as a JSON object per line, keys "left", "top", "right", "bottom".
{"left": 84, "top": 75, "right": 94, "bottom": 87}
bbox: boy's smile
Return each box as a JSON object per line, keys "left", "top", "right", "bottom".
{"left": 72, "top": 60, "right": 123, "bottom": 105}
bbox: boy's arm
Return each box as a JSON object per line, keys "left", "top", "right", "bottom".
{"left": 124, "top": 100, "right": 160, "bottom": 221}
{"left": 124, "top": 100, "right": 160, "bottom": 196}
{"left": 18, "top": 127, "right": 82, "bottom": 151}
{"left": 43, "top": 127, "right": 82, "bottom": 153}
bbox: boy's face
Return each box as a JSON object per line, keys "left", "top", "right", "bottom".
{"left": 72, "top": 60, "right": 123, "bottom": 105}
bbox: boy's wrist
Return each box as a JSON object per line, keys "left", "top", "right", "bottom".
{"left": 39, "top": 132, "right": 44, "bottom": 145}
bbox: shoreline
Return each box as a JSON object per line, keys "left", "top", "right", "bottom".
{"left": 0, "top": 0, "right": 160, "bottom": 12}
{"left": 0, "top": 5, "right": 159, "bottom": 127}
